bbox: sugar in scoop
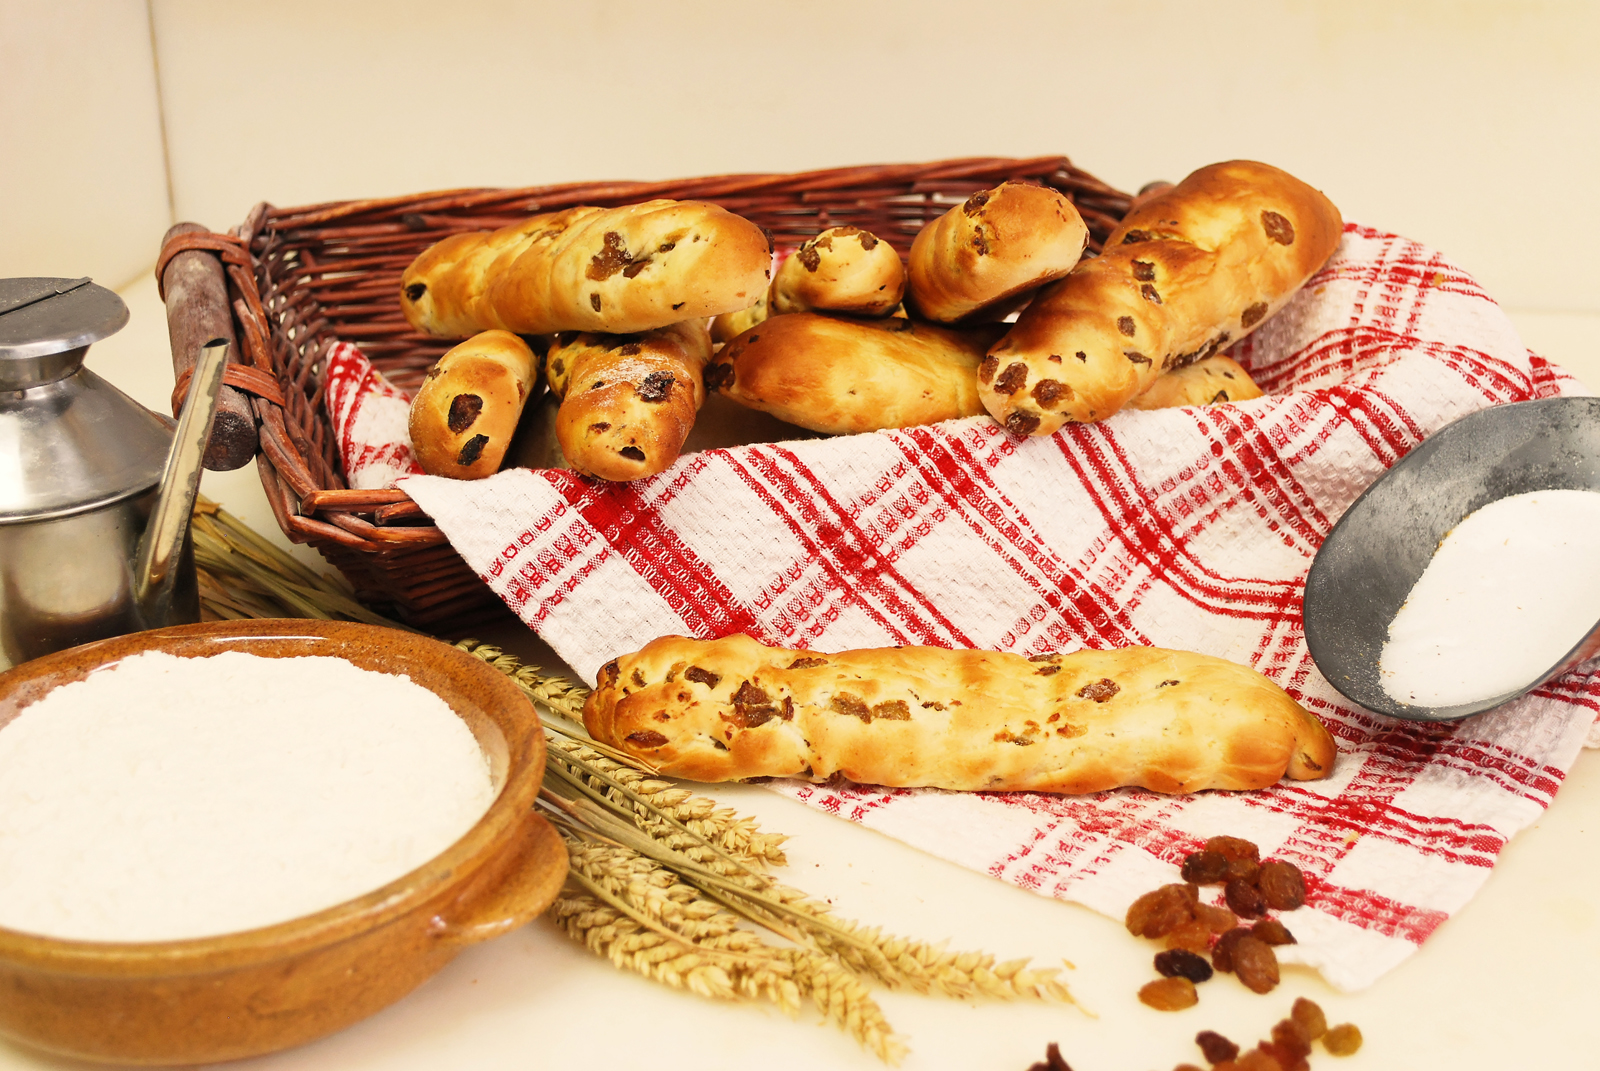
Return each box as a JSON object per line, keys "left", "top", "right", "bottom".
{"left": 1379, "top": 489, "right": 1600, "bottom": 708}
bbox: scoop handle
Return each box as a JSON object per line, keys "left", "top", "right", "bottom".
{"left": 134, "top": 339, "right": 228, "bottom": 629}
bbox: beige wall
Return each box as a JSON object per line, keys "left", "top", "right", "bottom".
{"left": 0, "top": 0, "right": 170, "bottom": 289}
{"left": 5, "top": 0, "right": 1599, "bottom": 326}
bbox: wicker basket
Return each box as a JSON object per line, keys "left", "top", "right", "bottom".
{"left": 157, "top": 156, "right": 1134, "bottom": 631}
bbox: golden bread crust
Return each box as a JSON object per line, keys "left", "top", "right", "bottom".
{"left": 706, "top": 313, "right": 1003, "bottom": 435}
{"left": 978, "top": 161, "right": 1341, "bottom": 434}
{"left": 400, "top": 200, "right": 771, "bottom": 337}
{"left": 584, "top": 635, "right": 1337, "bottom": 793}
{"left": 545, "top": 320, "right": 712, "bottom": 481}
{"left": 1126, "top": 355, "right": 1264, "bottom": 411}
{"left": 769, "top": 227, "right": 905, "bottom": 317}
{"left": 407, "top": 330, "right": 537, "bottom": 479}
{"left": 907, "top": 182, "right": 1089, "bottom": 324}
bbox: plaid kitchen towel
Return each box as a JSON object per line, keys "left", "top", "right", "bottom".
{"left": 393, "top": 224, "right": 1598, "bottom": 991}
{"left": 322, "top": 340, "right": 425, "bottom": 490}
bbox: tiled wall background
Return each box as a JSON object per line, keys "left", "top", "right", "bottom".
{"left": 5, "top": 0, "right": 1598, "bottom": 364}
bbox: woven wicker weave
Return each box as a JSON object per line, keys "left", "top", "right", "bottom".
{"left": 158, "top": 156, "right": 1133, "bottom": 629}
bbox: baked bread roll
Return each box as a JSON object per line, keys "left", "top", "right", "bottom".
{"left": 906, "top": 182, "right": 1090, "bottom": 324}
{"left": 1125, "top": 355, "right": 1264, "bottom": 411}
{"left": 706, "top": 313, "right": 1005, "bottom": 435}
{"left": 408, "top": 330, "right": 538, "bottom": 479}
{"left": 400, "top": 200, "right": 771, "bottom": 337}
{"left": 710, "top": 290, "right": 768, "bottom": 344}
{"left": 978, "top": 160, "right": 1341, "bottom": 435}
{"left": 584, "top": 634, "right": 1337, "bottom": 794}
{"left": 545, "top": 319, "right": 713, "bottom": 481}
{"left": 769, "top": 226, "right": 905, "bottom": 317}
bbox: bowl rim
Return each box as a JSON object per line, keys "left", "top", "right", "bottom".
{"left": 0, "top": 618, "right": 546, "bottom": 973}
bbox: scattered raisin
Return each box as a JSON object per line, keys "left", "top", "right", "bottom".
{"left": 1225, "top": 877, "right": 1267, "bottom": 919}
{"left": 1236, "top": 1048, "right": 1284, "bottom": 1071}
{"left": 1195, "top": 903, "right": 1238, "bottom": 934}
{"left": 1321, "top": 1024, "right": 1362, "bottom": 1056}
{"left": 1126, "top": 884, "right": 1197, "bottom": 938}
{"left": 1224, "top": 857, "right": 1261, "bottom": 884}
{"left": 1138, "top": 976, "right": 1198, "bottom": 1011}
{"left": 1181, "top": 850, "right": 1228, "bottom": 884}
{"left": 1205, "top": 836, "right": 1260, "bottom": 864}
{"left": 1291, "top": 997, "right": 1327, "bottom": 1040}
{"left": 1155, "top": 949, "right": 1214, "bottom": 984}
{"left": 1251, "top": 919, "right": 1296, "bottom": 946}
{"left": 1230, "top": 936, "right": 1280, "bottom": 994}
{"left": 1257, "top": 860, "right": 1307, "bottom": 911}
{"left": 1271, "top": 1019, "right": 1312, "bottom": 1062}
{"left": 1256, "top": 1041, "right": 1306, "bottom": 1071}
{"left": 1164, "top": 919, "right": 1213, "bottom": 953}
{"left": 1196, "top": 1030, "right": 1240, "bottom": 1064}
{"left": 1212, "top": 927, "right": 1253, "bottom": 972}
{"left": 1174, "top": 1065, "right": 1206, "bottom": 1071}
{"left": 1025, "top": 1040, "right": 1074, "bottom": 1071}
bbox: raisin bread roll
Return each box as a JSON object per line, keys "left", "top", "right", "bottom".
{"left": 584, "top": 634, "right": 1337, "bottom": 794}
{"left": 978, "top": 160, "right": 1341, "bottom": 435}
{"left": 1125, "top": 355, "right": 1264, "bottom": 411}
{"left": 906, "top": 182, "right": 1090, "bottom": 324}
{"left": 710, "top": 290, "right": 768, "bottom": 344}
{"left": 545, "top": 319, "right": 713, "bottom": 481}
{"left": 401, "top": 200, "right": 771, "bottom": 338}
{"left": 706, "top": 313, "right": 1004, "bottom": 435}
{"left": 769, "top": 226, "right": 905, "bottom": 317}
{"left": 408, "top": 330, "right": 538, "bottom": 479}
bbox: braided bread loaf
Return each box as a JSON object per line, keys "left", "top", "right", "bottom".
{"left": 400, "top": 200, "right": 771, "bottom": 337}
{"left": 977, "top": 161, "right": 1342, "bottom": 434}
{"left": 585, "top": 634, "right": 1336, "bottom": 794}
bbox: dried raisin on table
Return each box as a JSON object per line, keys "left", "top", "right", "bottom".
{"left": 1195, "top": 1029, "right": 1240, "bottom": 1063}
{"left": 1322, "top": 1023, "right": 1363, "bottom": 1055}
{"left": 1224, "top": 856, "right": 1261, "bottom": 884}
{"left": 1251, "top": 918, "right": 1296, "bottom": 946}
{"left": 1025, "top": 1040, "right": 1074, "bottom": 1071}
{"left": 1225, "top": 877, "right": 1267, "bottom": 919}
{"left": 1181, "top": 849, "right": 1229, "bottom": 884}
{"left": 1126, "top": 883, "right": 1198, "bottom": 938}
{"left": 1291, "top": 996, "right": 1327, "bottom": 1039}
{"left": 1165, "top": 919, "right": 1213, "bottom": 953}
{"left": 1271, "top": 1018, "right": 1312, "bottom": 1061}
{"left": 1235, "top": 1046, "right": 1285, "bottom": 1071}
{"left": 1230, "top": 935, "right": 1280, "bottom": 994}
{"left": 1212, "top": 927, "right": 1253, "bottom": 972}
{"left": 1174, "top": 1065, "right": 1207, "bottom": 1071}
{"left": 1138, "top": 975, "right": 1199, "bottom": 1010}
{"left": 1257, "top": 860, "right": 1307, "bottom": 910}
{"left": 1204, "top": 835, "right": 1260, "bottom": 863}
{"left": 1257, "top": 1040, "right": 1309, "bottom": 1071}
{"left": 1155, "top": 948, "right": 1215, "bottom": 983}
{"left": 1195, "top": 902, "right": 1238, "bottom": 934}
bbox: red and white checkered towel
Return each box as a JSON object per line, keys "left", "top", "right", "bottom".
{"left": 337, "top": 224, "right": 1600, "bottom": 991}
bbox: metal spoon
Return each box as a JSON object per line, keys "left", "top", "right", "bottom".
{"left": 1303, "top": 395, "right": 1600, "bottom": 721}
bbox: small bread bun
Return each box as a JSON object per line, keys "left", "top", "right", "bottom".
{"left": 545, "top": 319, "right": 713, "bottom": 481}
{"left": 711, "top": 290, "right": 768, "bottom": 344}
{"left": 907, "top": 181, "right": 1089, "bottom": 324}
{"left": 1125, "top": 355, "right": 1265, "bottom": 410}
{"left": 408, "top": 330, "right": 538, "bottom": 479}
{"left": 706, "top": 312, "right": 1004, "bottom": 435}
{"left": 769, "top": 226, "right": 905, "bottom": 317}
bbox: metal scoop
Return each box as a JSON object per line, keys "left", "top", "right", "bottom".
{"left": 1304, "top": 395, "right": 1600, "bottom": 721}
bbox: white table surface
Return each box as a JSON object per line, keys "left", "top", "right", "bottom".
{"left": 2, "top": 278, "right": 1597, "bottom": 1071}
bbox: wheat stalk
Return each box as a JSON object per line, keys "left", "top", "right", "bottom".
{"left": 192, "top": 503, "right": 1083, "bottom": 1062}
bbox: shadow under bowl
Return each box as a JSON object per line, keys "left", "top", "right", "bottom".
{"left": 0, "top": 619, "right": 567, "bottom": 1065}
{"left": 1305, "top": 395, "right": 1600, "bottom": 721}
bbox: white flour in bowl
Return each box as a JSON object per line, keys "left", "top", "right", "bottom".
{"left": 1379, "top": 489, "right": 1600, "bottom": 707}
{"left": 0, "top": 650, "right": 495, "bottom": 942}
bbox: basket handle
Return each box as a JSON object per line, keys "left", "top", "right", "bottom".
{"left": 428, "top": 812, "right": 569, "bottom": 946}
{"left": 158, "top": 222, "right": 259, "bottom": 471}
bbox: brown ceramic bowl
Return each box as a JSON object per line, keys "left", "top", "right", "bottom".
{"left": 0, "top": 619, "right": 568, "bottom": 1065}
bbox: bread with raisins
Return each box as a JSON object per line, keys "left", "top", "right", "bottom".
{"left": 408, "top": 330, "right": 538, "bottom": 479}
{"left": 978, "top": 160, "right": 1341, "bottom": 434}
{"left": 400, "top": 200, "right": 771, "bottom": 337}
{"left": 769, "top": 226, "right": 905, "bottom": 317}
{"left": 584, "top": 634, "right": 1337, "bottom": 793}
